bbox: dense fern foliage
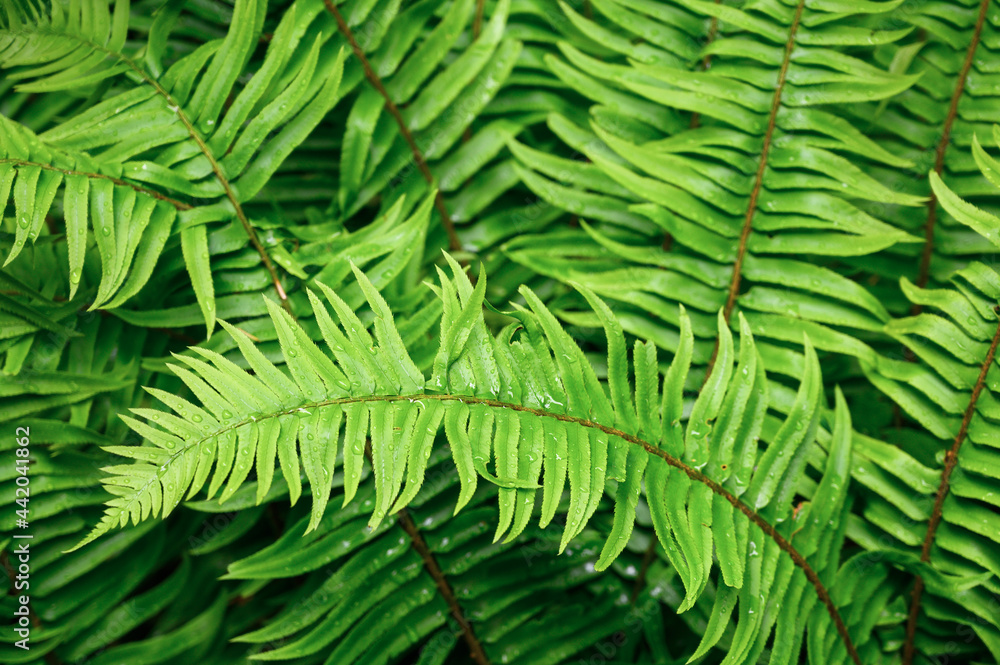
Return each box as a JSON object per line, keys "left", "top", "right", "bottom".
{"left": 2, "top": 1, "right": 1000, "bottom": 664}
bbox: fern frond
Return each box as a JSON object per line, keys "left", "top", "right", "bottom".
{"left": 325, "top": 0, "right": 524, "bottom": 253}
{"left": 0, "top": 116, "right": 180, "bottom": 302}
{"left": 852, "top": 0, "right": 998, "bottom": 291}
{"left": 509, "top": 0, "right": 924, "bottom": 373}
{"left": 861, "top": 130, "right": 1000, "bottom": 663}
{"left": 0, "top": 0, "right": 348, "bottom": 332}
{"left": 5, "top": 2, "right": 1000, "bottom": 664}
{"left": 79, "top": 258, "right": 872, "bottom": 664}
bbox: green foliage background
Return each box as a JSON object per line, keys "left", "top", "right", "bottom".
{"left": 2, "top": 0, "right": 1000, "bottom": 664}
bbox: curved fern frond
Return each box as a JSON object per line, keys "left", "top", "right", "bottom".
{"left": 79, "top": 258, "right": 870, "bottom": 664}
{"left": 0, "top": 116, "right": 181, "bottom": 302}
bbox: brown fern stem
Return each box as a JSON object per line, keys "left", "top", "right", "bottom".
{"left": 914, "top": 0, "right": 990, "bottom": 295}
{"left": 90, "top": 48, "right": 295, "bottom": 315}
{"left": 707, "top": 0, "right": 804, "bottom": 381}
{"left": 323, "top": 0, "right": 462, "bottom": 252}
{"left": 629, "top": 537, "right": 658, "bottom": 604}
{"left": 637, "top": 0, "right": 805, "bottom": 604}
{"left": 705, "top": 0, "right": 804, "bottom": 378}
{"left": 0, "top": 159, "right": 192, "bottom": 210}
{"left": 396, "top": 507, "right": 492, "bottom": 664}
{"left": 360, "top": 443, "right": 490, "bottom": 664}
{"left": 473, "top": 0, "right": 485, "bottom": 38}
{"left": 902, "top": 310, "right": 1000, "bottom": 665}
{"left": 462, "top": 0, "right": 487, "bottom": 144}
{"left": 721, "top": 0, "right": 804, "bottom": 327}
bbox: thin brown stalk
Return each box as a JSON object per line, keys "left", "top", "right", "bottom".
{"left": 473, "top": 0, "right": 485, "bottom": 38}
{"left": 360, "top": 444, "right": 490, "bottom": 664}
{"left": 689, "top": 3, "right": 723, "bottom": 129}
{"left": 0, "top": 159, "right": 192, "bottom": 210}
{"left": 44, "top": 35, "right": 294, "bottom": 314}
{"left": 323, "top": 0, "right": 463, "bottom": 252}
{"left": 721, "top": 0, "right": 805, "bottom": 327}
{"left": 914, "top": 0, "right": 991, "bottom": 295}
{"left": 397, "top": 507, "right": 492, "bottom": 664}
{"left": 902, "top": 311, "right": 1000, "bottom": 664}
{"left": 629, "top": 539, "right": 658, "bottom": 604}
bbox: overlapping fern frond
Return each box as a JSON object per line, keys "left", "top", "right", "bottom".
{"left": 856, "top": 0, "right": 1000, "bottom": 292}
{"left": 0, "top": 307, "right": 234, "bottom": 665}
{"left": 224, "top": 454, "right": 637, "bottom": 665}
{"left": 81, "top": 257, "right": 884, "bottom": 664}
{"left": 0, "top": 0, "right": 348, "bottom": 329}
{"left": 509, "top": 0, "right": 924, "bottom": 380}
{"left": 858, "top": 129, "right": 1000, "bottom": 663}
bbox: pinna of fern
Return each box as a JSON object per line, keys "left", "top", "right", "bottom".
{"left": 72, "top": 254, "right": 918, "bottom": 665}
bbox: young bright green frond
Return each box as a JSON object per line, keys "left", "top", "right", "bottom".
{"left": 78, "top": 259, "right": 866, "bottom": 664}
